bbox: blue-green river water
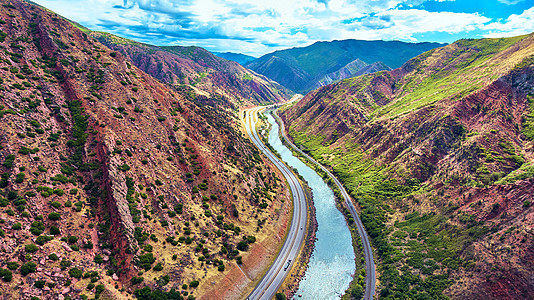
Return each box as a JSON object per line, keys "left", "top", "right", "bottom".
{"left": 266, "top": 112, "right": 355, "bottom": 299}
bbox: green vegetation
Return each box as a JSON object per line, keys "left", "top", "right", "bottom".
{"left": 20, "top": 262, "right": 37, "bottom": 276}
{"left": 372, "top": 36, "right": 527, "bottom": 119}
{"left": 69, "top": 267, "right": 83, "bottom": 278}
{"left": 495, "top": 162, "right": 534, "bottom": 184}
{"left": 0, "top": 268, "right": 12, "bottom": 282}
{"left": 522, "top": 94, "right": 534, "bottom": 140}
{"left": 48, "top": 212, "right": 61, "bottom": 220}
{"left": 275, "top": 293, "right": 287, "bottom": 300}
{"left": 289, "top": 126, "right": 479, "bottom": 298}
{"left": 137, "top": 253, "right": 156, "bottom": 270}
{"left": 134, "top": 287, "right": 185, "bottom": 299}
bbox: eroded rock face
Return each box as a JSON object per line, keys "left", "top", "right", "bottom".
{"left": 106, "top": 152, "right": 136, "bottom": 250}
{"left": 0, "top": 0, "right": 291, "bottom": 299}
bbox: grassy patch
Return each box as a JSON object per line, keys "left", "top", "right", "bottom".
{"left": 373, "top": 36, "right": 527, "bottom": 119}
{"left": 522, "top": 94, "right": 534, "bottom": 141}
{"left": 289, "top": 127, "right": 486, "bottom": 299}
{"left": 495, "top": 162, "right": 534, "bottom": 185}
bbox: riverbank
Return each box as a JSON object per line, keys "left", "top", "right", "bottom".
{"left": 256, "top": 111, "right": 319, "bottom": 299}
{"left": 265, "top": 110, "right": 355, "bottom": 299}
{"left": 272, "top": 109, "right": 371, "bottom": 299}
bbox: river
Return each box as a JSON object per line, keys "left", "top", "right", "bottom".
{"left": 265, "top": 111, "right": 355, "bottom": 299}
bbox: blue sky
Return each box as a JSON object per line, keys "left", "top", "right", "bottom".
{"left": 32, "top": 0, "right": 534, "bottom": 57}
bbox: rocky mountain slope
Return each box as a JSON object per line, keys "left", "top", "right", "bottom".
{"left": 280, "top": 34, "right": 534, "bottom": 299}
{"left": 0, "top": 1, "right": 292, "bottom": 299}
{"left": 92, "top": 32, "right": 292, "bottom": 108}
{"left": 246, "top": 39, "right": 444, "bottom": 93}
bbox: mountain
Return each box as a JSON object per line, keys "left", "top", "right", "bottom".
{"left": 0, "top": 1, "right": 292, "bottom": 299}
{"left": 280, "top": 34, "right": 534, "bottom": 299}
{"left": 246, "top": 40, "right": 445, "bottom": 93}
{"left": 92, "top": 32, "right": 292, "bottom": 107}
{"left": 315, "top": 60, "right": 391, "bottom": 89}
{"left": 213, "top": 52, "right": 257, "bottom": 65}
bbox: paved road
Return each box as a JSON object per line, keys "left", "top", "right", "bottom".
{"left": 272, "top": 110, "right": 376, "bottom": 300}
{"left": 242, "top": 104, "right": 308, "bottom": 300}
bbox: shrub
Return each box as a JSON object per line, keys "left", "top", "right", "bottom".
{"left": 60, "top": 259, "right": 72, "bottom": 270}
{"left": 30, "top": 221, "right": 45, "bottom": 235}
{"left": 35, "top": 235, "right": 53, "bottom": 245}
{"left": 119, "top": 164, "right": 130, "bottom": 172}
{"left": 69, "top": 267, "right": 83, "bottom": 278}
{"left": 94, "top": 254, "right": 104, "bottom": 264}
{"left": 95, "top": 284, "right": 105, "bottom": 296}
{"left": 48, "top": 253, "right": 59, "bottom": 261}
{"left": 7, "top": 262, "right": 19, "bottom": 270}
{"left": 3, "top": 154, "right": 15, "bottom": 168}
{"left": 0, "top": 268, "right": 12, "bottom": 282}
{"left": 34, "top": 280, "right": 46, "bottom": 289}
{"left": 275, "top": 293, "right": 287, "bottom": 300}
{"left": 15, "top": 172, "right": 25, "bottom": 183}
{"left": 189, "top": 280, "right": 199, "bottom": 288}
{"left": 50, "top": 201, "right": 61, "bottom": 209}
{"left": 67, "top": 236, "right": 78, "bottom": 244}
{"left": 131, "top": 276, "right": 144, "bottom": 285}
{"left": 153, "top": 262, "right": 163, "bottom": 271}
{"left": 137, "top": 253, "right": 156, "bottom": 271}
{"left": 12, "top": 223, "right": 22, "bottom": 230}
{"left": 237, "top": 241, "right": 248, "bottom": 251}
{"left": 49, "top": 225, "right": 60, "bottom": 235}
{"left": 20, "top": 262, "right": 37, "bottom": 275}
{"left": 48, "top": 212, "right": 61, "bottom": 220}
{"left": 25, "top": 244, "right": 39, "bottom": 252}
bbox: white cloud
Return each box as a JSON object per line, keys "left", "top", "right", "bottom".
{"left": 497, "top": 0, "right": 525, "bottom": 5}
{"left": 30, "top": 0, "right": 533, "bottom": 56}
{"left": 483, "top": 7, "right": 534, "bottom": 38}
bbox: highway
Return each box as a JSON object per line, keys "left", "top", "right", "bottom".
{"left": 242, "top": 104, "right": 308, "bottom": 300}
{"left": 272, "top": 110, "right": 376, "bottom": 300}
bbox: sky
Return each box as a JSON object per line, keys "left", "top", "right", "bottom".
{"left": 32, "top": 0, "right": 534, "bottom": 57}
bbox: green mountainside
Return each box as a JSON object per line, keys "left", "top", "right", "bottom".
{"left": 280, "top": 34, "right": 534, "bottom": 299}
{"left": 246, "top": 39, "right": 444, "bottom": 93}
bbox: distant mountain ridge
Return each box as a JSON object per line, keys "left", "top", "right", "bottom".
{"left": 214, "top": 52, "right": 257, "bottom": 65}
{"left": 246, "top": 39, "right": 445, "bottom": 93}
{"left": 316, "top": 59, "right": 391, "bottom": 89}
